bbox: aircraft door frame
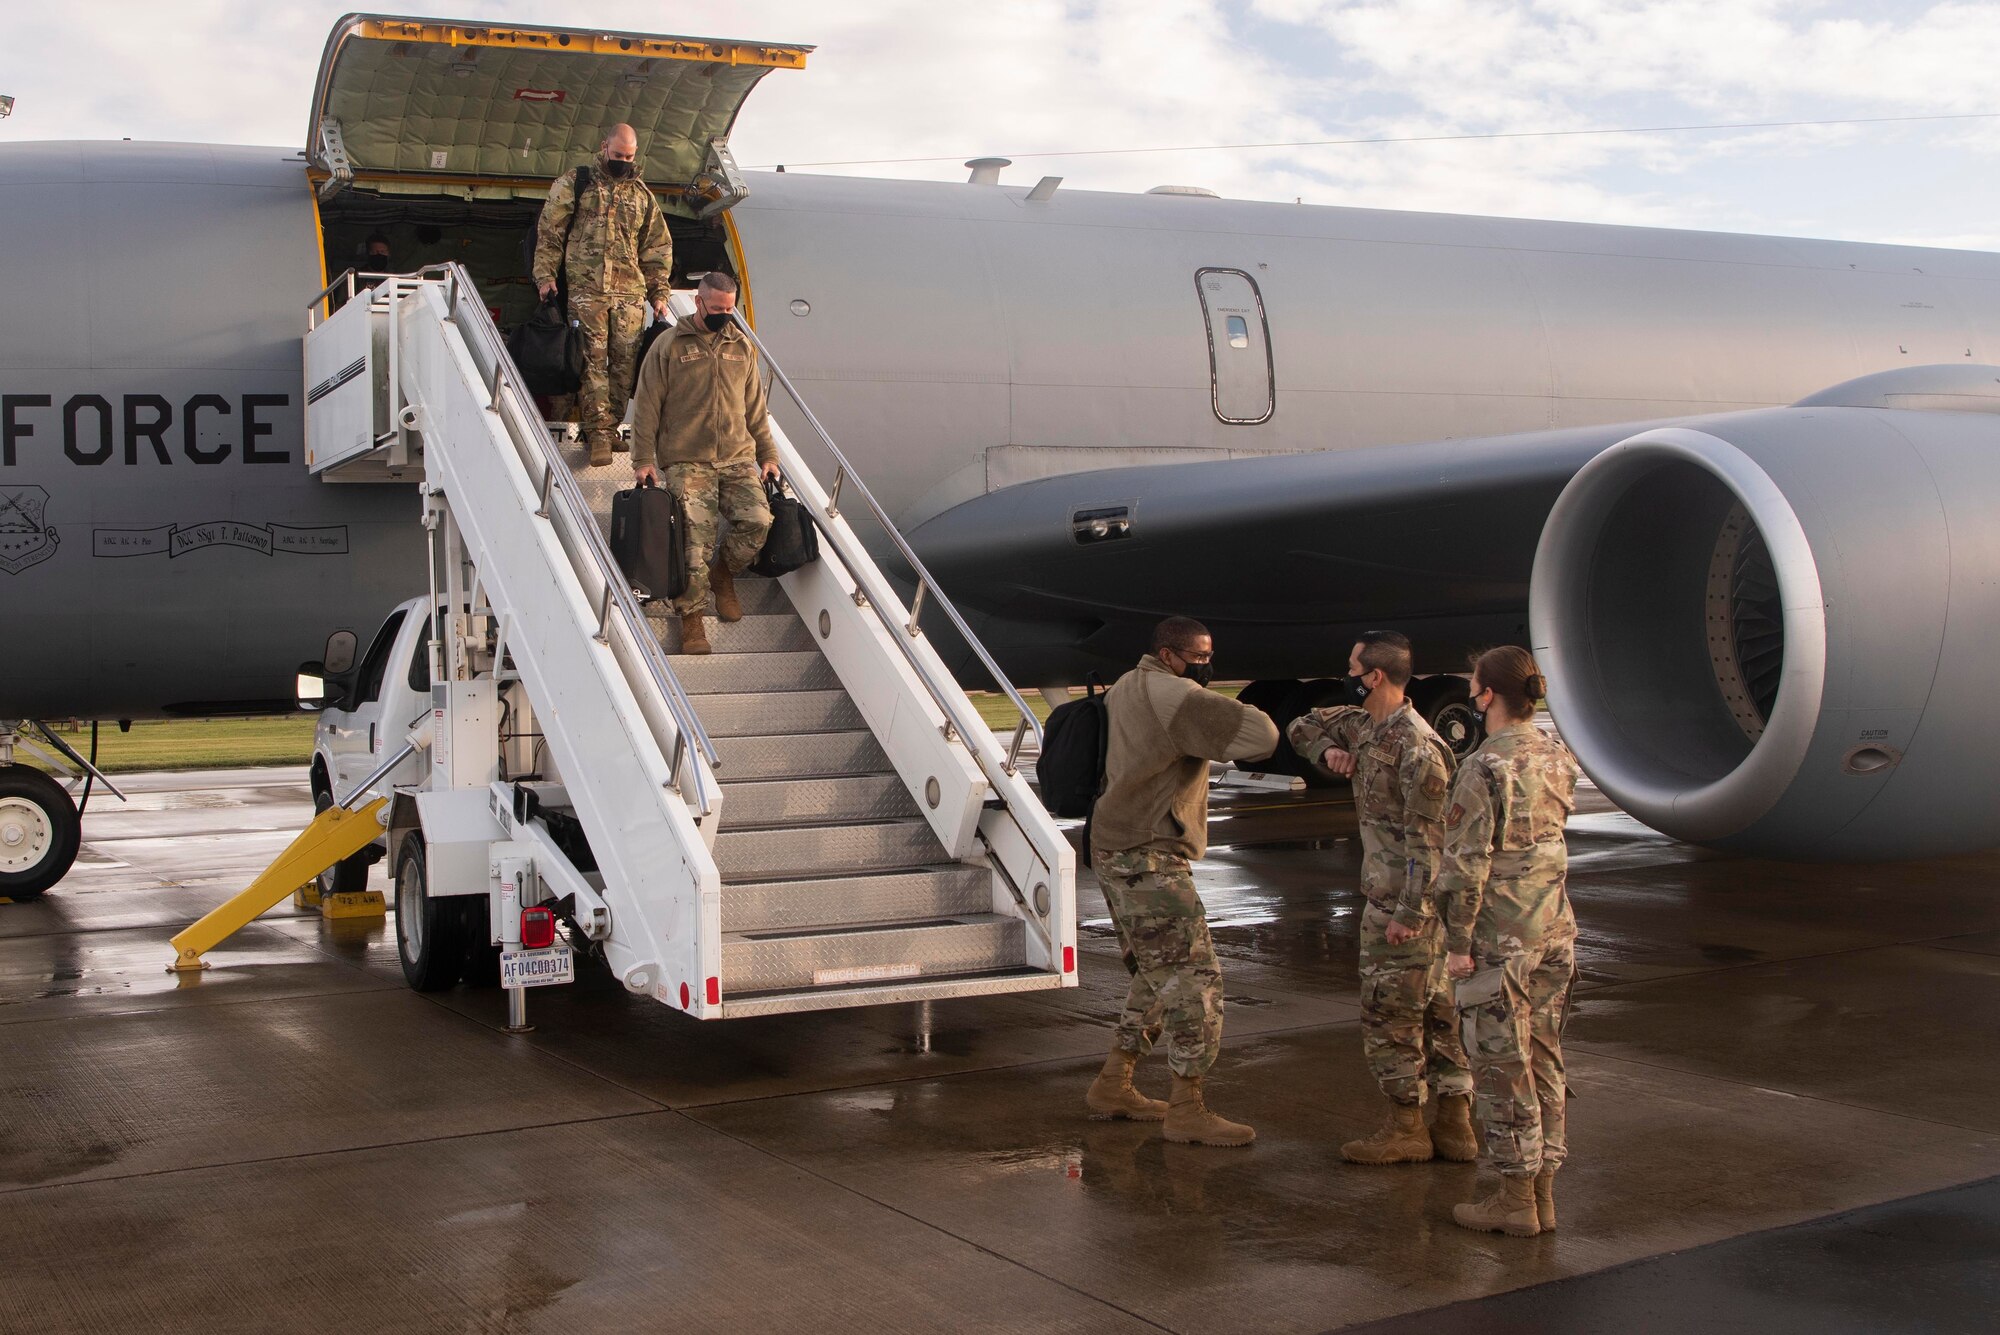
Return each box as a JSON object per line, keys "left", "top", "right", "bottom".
{"left": 1195, "top": 267, "right": 1276, "bottom": 425}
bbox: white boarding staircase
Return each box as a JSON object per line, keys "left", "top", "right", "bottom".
{"left": 302, "top": 266, "right": 1076, "bottom": 1018}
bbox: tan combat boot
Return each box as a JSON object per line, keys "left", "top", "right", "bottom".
{"left": 1163, "top": 1075, "right": 1255, "bottom": 1146}
{"left": 1431, "top": 1093, "right": 1480, "bottom": 1163}
{"left": 1534, "top": 1166, "right": 1557, "bottom": 1232}
{"left": 587, "top": 433, "right": 613, "bottom": 468}
{"left": 1084, "top": 1049, "right": 1168, "bottom": 1122}
{"left": 1452, "top": 1174, "right": 1541, "bottom": 1236}
{"left": 678, "top": 609, "right": 712, "bottom": 655}
{"left": 1342, "top": 1099, "right": 1433, "bottom": 1164}
{"left": 710, "top": 559, "right": 744, "bottom": 623}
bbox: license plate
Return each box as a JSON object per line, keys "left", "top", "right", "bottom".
{"left": 500, "top": 945, "right": 574, "bottom": 988}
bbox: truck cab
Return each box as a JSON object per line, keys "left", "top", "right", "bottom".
{"left": 304, "top": 597, "right": 433, "bottom": 893}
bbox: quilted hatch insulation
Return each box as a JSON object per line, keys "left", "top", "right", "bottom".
{"left": 322, "top": 38, "right": 775, "bottom": 204}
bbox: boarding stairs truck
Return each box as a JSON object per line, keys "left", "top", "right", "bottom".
{"left": 170, "top": 263, "right": 1077, "bottom": 1022}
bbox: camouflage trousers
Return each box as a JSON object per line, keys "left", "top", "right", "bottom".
{"left": 1357, "top": 903, "right": 1474, "bottom": 1105}
{"left": 666, "top": 461, "right": 772, "bottom": 615}
{"left": 569, "top": 295, "right": 647, "bottom": 448}
{"left": 1095, "top": 847, "right": 1223, "bottom": 1078}
{"left": 1457, "top": 936, "right": 1574, "bottom": 1177}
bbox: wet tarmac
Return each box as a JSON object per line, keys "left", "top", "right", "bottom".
{"left": 2, "top": 766, "right": 1997, "bottom": 1333}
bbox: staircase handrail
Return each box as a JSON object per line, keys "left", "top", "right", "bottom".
{"left": 725, "top": 311, "right": 1044, "bottom": 776}
{"left": 371, "top": 266, "right": 720, "bottom": 814}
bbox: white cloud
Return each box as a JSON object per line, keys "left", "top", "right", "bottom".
{"left": 4, "top": 1, "right": 1999, "bottom": 247}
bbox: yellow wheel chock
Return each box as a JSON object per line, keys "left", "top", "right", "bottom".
{"left": 168, "top": 798, "right": 389, "bottom": 972}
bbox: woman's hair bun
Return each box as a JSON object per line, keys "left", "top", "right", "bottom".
{"left": 1524, "top": 673, "right": 1547, "bottom": 702}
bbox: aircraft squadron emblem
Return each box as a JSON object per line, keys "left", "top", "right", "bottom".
{"left": 0, "top": 485, "right": 58, "bottom": 575}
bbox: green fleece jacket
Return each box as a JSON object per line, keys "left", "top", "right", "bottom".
{"left": 1090, "top": 656, "right": 1280, "bottom": 860}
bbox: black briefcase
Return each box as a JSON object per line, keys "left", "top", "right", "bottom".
{"left": 750, "top": 477, "right": 820, "bottom": 578}
{"left": 507, "top": 298, "right": 584, "bottom": 397}
{"left": 609, "top": 478, "right": 688, "bottom": 602}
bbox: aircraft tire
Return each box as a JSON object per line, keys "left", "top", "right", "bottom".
{"left": 312, "top": 782, "right": 372, "bottom": 898}
{"left": 0, "top": 764, "right": 82, "bottom": 900}
{"left": 1410, "top": 675, "right": 1484, "bottom": 762}
{"left": 394, "top": 832, "right": 476, "bottom": 992}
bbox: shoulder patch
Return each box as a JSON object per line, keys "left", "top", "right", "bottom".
{"left": 1446, "top": 803, "right": 1466, "bottom": 830}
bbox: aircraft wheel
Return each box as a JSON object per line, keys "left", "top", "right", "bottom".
{"left": 0, "top": 765, "right": 82, "bottom": 900}
{"left": 312, "top": 782, "right": 372, "bottom": 897}
{"left": 394, "top": 832, "right": 475, "bottom": 992}
{"left": 1411, "top": 676, "right": 1484, "bottom": 761}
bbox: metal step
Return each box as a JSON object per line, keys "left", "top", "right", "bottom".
{"left": 718, "top": 774, "right": 919, "bottom": 830}
{"left": 673, "top": 650, "right": 838, "bottom": 695}
{"left": 712, "top": 731, "right": 892, "bottom": 782}
{"left": 714, "top": 818, "right": 944, "bottom": 882}
{"left": 720, "top": 914, "right": 1027, "bottom": 994}
{"left": 698, "top": 690, "right": 862, "bottom": 738}
{"left": 720, "top": 576, "right": 791, "bottom": 617}
{"left": 719, "top": 968, "right": 1061, "bottom": 1018}
{"left": 649, "top": 609, "right": 814, "bottom": 655}
{"left": 722, "top": 865, "right": 993, "bottom": 933}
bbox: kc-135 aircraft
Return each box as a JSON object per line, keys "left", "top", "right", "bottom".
{"left": 4, "top": 11, "right": 1999, "bottom": 901}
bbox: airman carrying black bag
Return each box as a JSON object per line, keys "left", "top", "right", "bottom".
{"left": 749, "top": 477, "right": 820, "bottom": 578}
{"left": 506, "top": 165, "right": 591, "bottom": 396}
{"left": 609, "top": 476, "right": 688, "bottom": 602}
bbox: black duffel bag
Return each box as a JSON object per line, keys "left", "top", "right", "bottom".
{"left": 508, "top": 297, "right": 584, "bottom": 397}
{"left": 609, "top": 476, "right": 689, "bottom": 602}
{"left": 750, "top": 476, "right": 820, "bottom": 577}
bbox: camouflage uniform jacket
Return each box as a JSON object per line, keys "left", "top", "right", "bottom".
{"left": 1435, "top": 721, "right": 1580, "bottom": 957}
{"left": 630, "top": 320, "right": 777, "bottom": 470}
{"left": 1289, "top": 702, "right": 1454, "bottom": 923}
{"left": 532, "top": 155, "right": 672, "bottom": 302}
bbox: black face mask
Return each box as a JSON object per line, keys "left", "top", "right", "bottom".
{"left": 1349, "top": 672, "right": 1372, "bottom": 701}
{"left": 1178, "top": 656, "right": 1214, "bottom": 689}
{"left": 702, "top": 311, "right": 729, "bottom": 332}
{"left": 602, "top": 158, "right": 634, "bottom": 179}
{"left": 367, "top": 254, "right": 391, "bottom": 270}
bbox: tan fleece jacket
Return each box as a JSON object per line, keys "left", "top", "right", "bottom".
{"left": 1090, "top": 656, "right": 1280, "bottom": 860}
{"left": 630, "top": 318, "right": 777, "bottom": 470}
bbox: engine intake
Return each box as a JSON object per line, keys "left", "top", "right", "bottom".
{"left": 1531, "top": 378, "right": 2000, "bottom": 860}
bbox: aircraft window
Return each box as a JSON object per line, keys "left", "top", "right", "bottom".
{"left": 352, "top": 610, "right": 408, "bottom": 707}
{"left": 407, "top": 616, "right": 433, "bottom": 693}
{"left": 1196, "top": 268, "right": 1275, "bottom": 424}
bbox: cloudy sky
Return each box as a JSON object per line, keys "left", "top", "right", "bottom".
{"left": 6, "top": 1, "right": 2000, "bottom": 248}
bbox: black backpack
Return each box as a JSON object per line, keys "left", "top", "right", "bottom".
{"left": 1036, "top": 676, "right": 1109, "bottom": 822}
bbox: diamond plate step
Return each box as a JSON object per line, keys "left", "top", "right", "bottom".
{"left": 674, "top": 651, "right": 837, "bottom": 695}
{"left": 716, "top": 575, "right": 791, "bottom": 616}
{"left": 719, "top": 969, "right": 1061, "bottom": 1018}
{"left": 714, "top": 818, "right": 943, "bottom": 882}
{"left": 722, "top": 865, "right": 993, "bottom": 933}
{"left": 719, "top": 775, "right": 919, "bottom": 830}
{"left": 721, "top": 915, "right": 1027, "bottom": 994}
{"left": 697, "top": 690, "right": 862, "bottom": 738}
{"left": 712, "top": 731, "right": 892, "bottom": 782}
{"left": 649, "top": 609, "right": 814, "bottom": 655}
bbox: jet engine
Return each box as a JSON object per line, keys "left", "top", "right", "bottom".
{"left": 1530, "top": 368, "right": 2000, "bottom": 860}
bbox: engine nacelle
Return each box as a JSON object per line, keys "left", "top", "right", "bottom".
{"left": 1530, "top": 368, "right": 2000, "bottom": 860}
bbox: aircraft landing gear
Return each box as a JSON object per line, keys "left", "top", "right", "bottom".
{"left": 0, "top": 763, "right": 82, "bottom": 900}
{"left": 1409, "top": 675, "right": 1484, "bottom": 762}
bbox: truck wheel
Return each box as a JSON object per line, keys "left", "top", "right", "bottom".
{"left": 313, "top": 783, "right": 372, "bottom": 897}
{"left": 0, "top": 765, "right": 82, "bottom": 900}
{"left": 394, "top": 832, "right": 472, "bottom": 991}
